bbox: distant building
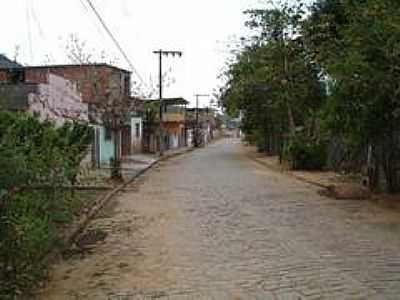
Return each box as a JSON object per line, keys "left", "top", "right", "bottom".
{"left": 141, "top": 98, "right": 188, "bottom": 153}
{"left": 186, "top": 107, "right": 218, "bottom": 146}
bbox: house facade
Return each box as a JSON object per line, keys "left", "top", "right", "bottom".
{"left": 162, "top": 98, "right": 188, "bottom": 150}
{"left": 0, "top": 58, "right": 137, "bottom": 167}
{"left": 185, "top": 107, "right": 217, "bottom": 147}
{"left": 35, "top": 64, "right": 133, "bottom": 167}
{"left": 141, "top": 98, "right": 188, "bottom": 153}
{"left": 0, "top": 63, "right": 88, "bottom": 125}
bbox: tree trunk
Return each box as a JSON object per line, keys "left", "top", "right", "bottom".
{"left": 382, "top": 130, "right": 399, "bottom": 193}
{"left": 367, "top": 143, "right": 380, "bottom": 192}
{"left": 111, "top": 128, "right": 122, "bottom": 180}
{"left": 287, "top": 100, "right": 296, "bottom": 135}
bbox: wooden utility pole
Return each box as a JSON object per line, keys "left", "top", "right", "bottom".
{"left": 153, "top": 49, "right": 182, "bottom": 155}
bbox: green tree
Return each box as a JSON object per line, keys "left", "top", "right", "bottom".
{"left": 304, "top": 0, "right": 400, "bottom": 191}
{"left": 221, "top": 2, "right": 326, "bottom": 166}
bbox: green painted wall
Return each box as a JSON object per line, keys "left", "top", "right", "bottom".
{"left": 99, "top": 126, "right": 115, "bottom": 163}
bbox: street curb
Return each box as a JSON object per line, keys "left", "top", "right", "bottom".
{"left": 159, "top": 147, "right": 195, "bottom": 162}
{"left": 44, "top": 147, "right": 194, "bottom": 265}
{"left": 66, "top": 160, "right": 158, "bottom": 245}
{"left": 68, "top": 147, "right": 194, "bottom": 245}
{"left": 248, "top": 155, "right": 330, "bottom": 189}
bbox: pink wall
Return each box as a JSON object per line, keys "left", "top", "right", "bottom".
{"left": 28, "top": 73, "right": 88, "bottom": 125}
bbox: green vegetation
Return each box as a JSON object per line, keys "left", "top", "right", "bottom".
{"left": 0, "top": 112, "right": 92, "bottom": 298}
{"left": 285, "top": 133, "right": 327, "bottom": 170}
{"left": 220, "top": 0, "right": 400, "bottom": 192}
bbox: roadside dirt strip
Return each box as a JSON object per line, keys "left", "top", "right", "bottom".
{"left": 42, "top": 148, "right": 194, "bottom": 275}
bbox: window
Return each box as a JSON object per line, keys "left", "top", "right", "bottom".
{"left": 120, "top": 72, "right": 130, "bottom": 96}
{"left": 8, "top": 69, "right": 25, "bottom": 84}
{"left": 135, "top": 123, "right": 140, "bottom": 138}
{"left": 104, "top": 127, "right": 112, "bottom": 141}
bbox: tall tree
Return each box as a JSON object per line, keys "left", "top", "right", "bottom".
{"left": 221, "top": 2, "right": 325, "bottom": 160}
{"left": 304, "top": 0, "right": 400, "bottom": 191}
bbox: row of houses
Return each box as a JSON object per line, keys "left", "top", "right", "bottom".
{"left": 0, "top": 54, "right": 219, "bottom": 167}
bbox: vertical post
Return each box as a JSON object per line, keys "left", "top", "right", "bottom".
{"left": 158, "top": 50, "right": 162, "bottom": 101}
{"left": 158, "top": 50, "right": 164, "bottom": 156}
{"left": 196, "top": 96, "right": 199, "bottom": 128}
{"left": 195, "top": 95, "right": 199, "bottom": 147}
{"left": 184, "top": 103, "right": 188, "bottom": 147}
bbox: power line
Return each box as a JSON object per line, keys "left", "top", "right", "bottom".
{"left": 84, "top": 0, "right": 148, "bottom": 88}
{"left": 84, "top": 0, "right": 145, "bottom": 83}
{"left": 79, "top": 0, "right": 107, "bottom": 41}
{"left": 29, "top": 0, "right": 44, "bottom": 39}
{"left": 79, "top": 0, "right": 90, "bottom": 13}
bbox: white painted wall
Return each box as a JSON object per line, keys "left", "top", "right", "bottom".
{"left": 28, "top": 73, "right": 88, "bottom": 125}
{"left": 170, "top": 133, "right": 179, "bottom": 149}
{"left": 131, "top": 117, "right": 143, "bottom": 153}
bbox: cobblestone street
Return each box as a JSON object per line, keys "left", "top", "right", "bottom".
{"left": 39, "top": 139, "right": 400, "bottom": 299}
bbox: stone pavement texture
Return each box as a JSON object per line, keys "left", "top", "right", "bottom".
{"left": 38, "top": 139, "right": 400, "bottom": 299}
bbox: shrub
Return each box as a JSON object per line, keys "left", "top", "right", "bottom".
{"left": 285, "top": 134, "right": 327, "bottom": 170}
{"left": 0, "top": 112, "right": 92, "bottom": 298}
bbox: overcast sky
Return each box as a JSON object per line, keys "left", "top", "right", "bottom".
{"left": 1, "top": 0, "right": 278, "bottom": 106}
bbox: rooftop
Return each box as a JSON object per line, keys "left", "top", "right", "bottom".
{"left": 0, "top": 54, "right": 23, "bottom": 69}
{"left": 141, "top": 97, "right": 189, "bottom": 105}
{"left": 0, "top": 62, "right": 131, "bottom": 74}
{"left": 186, "top": 107, "right": 216, "bottom": 112}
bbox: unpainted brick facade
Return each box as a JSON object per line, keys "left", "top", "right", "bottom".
{"left": 0, "top": 64, "right": 131, "bottom": 104}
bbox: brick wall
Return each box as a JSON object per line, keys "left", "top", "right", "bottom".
{"left": 0, "top": 71, "right": 8, "bottom": 82}
{"left": 0, "top": 65, "right": 131, "bottom": 104}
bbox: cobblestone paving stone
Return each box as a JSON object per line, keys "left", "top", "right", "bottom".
{"left": 39, "top": 139, "right": 400, "bottom": 299}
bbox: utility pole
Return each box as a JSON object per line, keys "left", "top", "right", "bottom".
{"left": 153, "top": 49, "right": 182, "bottom": 155}
{"left": 194, "top": 94, "right": 209, "bottom": 147}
